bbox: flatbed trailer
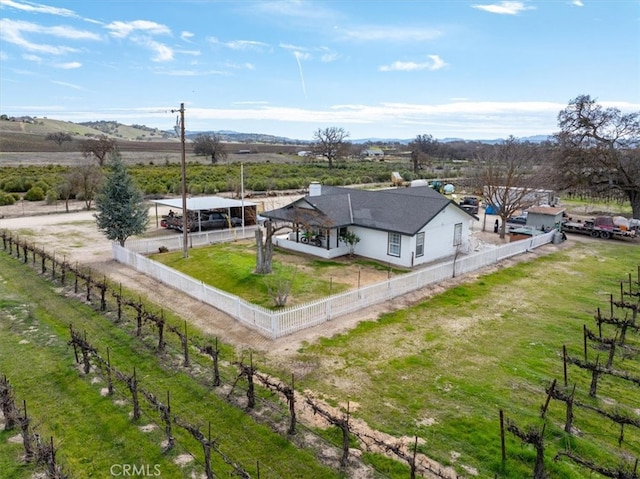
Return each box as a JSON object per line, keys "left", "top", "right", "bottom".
{"left": 562, "top": 220, "right": 637, "bottom": 240}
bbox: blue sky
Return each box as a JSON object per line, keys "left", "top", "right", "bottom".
{"left": 1, "top": 0, "right": 639, "bottom": 141}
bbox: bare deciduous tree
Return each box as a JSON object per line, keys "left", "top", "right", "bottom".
{"left": 554, "top": 94, "right": 640, "bottom": 218}
{"left": 68, "top": 164, "right": 104, "bottom": 209}
{"left": 192, "top": 133, "right": 227, "bottom": 164}
{"left": 255, "top": 220, "right": 288, "bottom": 274}
{"left": 80, "top": 135, "right": 117, "bottom": 166}
{"left": 56, "top": 174, "right": 76, "bottom": 212}
{"left": 409, "top": 134, "right": 439, "bottom": 174}
{"left": 46, "top": 132, "right": 72, "bottom": 147}
{"left": 473, "top": 136, "right": 544, "bottom": 238}
{"left": 312, "top": 127, "right": 350, "bottom": 169}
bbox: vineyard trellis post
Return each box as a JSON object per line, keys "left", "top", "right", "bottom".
{"left": 20, "top": 399, "right": 35, "bottom": 462}
{"left": 0, "top": 375, "right": 19, "bottom": 430}
{"left": 106, "top": 347, "right": 114, "bottom": 396}
{"left": 60, "top": 256, "right": 67, "bottom": 285}
{"left": 505, "top": 419, "right": 546, "bottom": 479}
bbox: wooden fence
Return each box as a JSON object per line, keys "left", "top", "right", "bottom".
{"left": 112, "top": 231, "right": 556, "bottom": 339}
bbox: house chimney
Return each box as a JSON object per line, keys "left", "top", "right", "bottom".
{"left": 309, "top": 181, "right": 322, "bottom": 197}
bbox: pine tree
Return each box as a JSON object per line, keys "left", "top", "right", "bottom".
{"left": 95, "top": 153, "right": 149, "bottom": 246}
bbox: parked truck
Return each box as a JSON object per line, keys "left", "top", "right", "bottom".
{"left": 562, "top": 216, "right": 637, "bottom": 240}
{"left": 162, "top": 211, "right": 242, "bottom": 232}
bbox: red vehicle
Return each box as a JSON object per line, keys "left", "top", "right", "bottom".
{"left": 562, "top": 216, "right": 637, "bottom": 240}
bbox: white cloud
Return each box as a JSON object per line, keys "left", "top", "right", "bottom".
{"left": 279, "top": 42, "right": 306, "bottom": 52}
{"left": 379, "top": 55, "right": 447, "bottom": 72}
{"left": 472, "top": 1, "right": 535, "bottom": 15}
{"left": 54, "top": 61, "right": 81, "bottom": 69}
{"left": 175, "top": 100, "right": 568, "bottom": 129}
{"left": 341, "top": 25, "right": 442, "bottom": 42}
{"left": 225, "top": 62, "right": 255, "bottom": 70}
{"left": 21, "top": 99, "right": 635, "bottom": 140}
{"left": 320, "top": 51, "right": 338, "bottom": 63}
{"left": 103, "top": 20, "right": 177, "bottom": 62}
{"left": 0, "top": 19, "right": 99, "bottom": 55}
{"left": 23, "top": 53, "right": 42, "bottom": 62}
{"left": 176, "top": 48, "right": 200, "bottom": 57}
{"left": 208, "top": 37, "right": 270, "bottom": 51}
{"left": 572, "top": 0, "right": 584, "bottom": 6}
{"left": 51, "top": 80, "right": 83, "bottom": 90}
{"left": 0, "top": 1, "right": 102, "bottom": 25}
{"left": 105, "top": 20, "right": 171, "bottom": 39}
{"left": 0, "top": 0, "right": 79, "bottom": 18}
{"left": 318, "top": 46, "right": 338, "bottom": 63}
{"left": 135, "top": 38, "right": 173, "bottom": 62}
{"left": 181, "top": 31, "right": 194, "bottom": 42}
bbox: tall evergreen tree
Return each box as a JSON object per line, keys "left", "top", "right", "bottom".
{"left": 95, "top": 153, "right": 149, "bottom": 246}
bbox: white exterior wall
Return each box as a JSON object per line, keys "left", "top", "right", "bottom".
{"left": 350, "top": 226, "right": 414, "bottom": 268}
{"left": 413, "top": 206, "right": 471, "bottom": 267}
{"left": 351, "top": 205, "right": 472, "bottom": 268}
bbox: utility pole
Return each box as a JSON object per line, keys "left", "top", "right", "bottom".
{"left": 172, "top": 103, "right": 188, "bottom": 258}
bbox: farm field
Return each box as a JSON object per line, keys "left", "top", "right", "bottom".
{"left": 1, "top": 208, "right": 639, "bottom": 478}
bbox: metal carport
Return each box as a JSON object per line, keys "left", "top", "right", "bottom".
{"left": 150, "top": 196, "right": 257, "bottom": 229}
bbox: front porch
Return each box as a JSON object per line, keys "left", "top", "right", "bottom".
{"left": 272, "top": 227, "right": 351, "bottom": 259}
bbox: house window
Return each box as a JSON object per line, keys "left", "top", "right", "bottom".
{"left": 388, "top": 232, "right": 401, "bottom": 257}
{"left": 416, "top": 232, "right": 425, "bottom": 257}
{"left": 453, "top": 223, "right": 462, "bottom": 246}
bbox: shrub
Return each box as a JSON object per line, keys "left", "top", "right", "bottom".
{"left": 2, "top": 177, "right": 27, "bottom": 192}
{"left": 24, "top": 186, "right": 45, "bottom": 201}
{"left": 34, "top": 180, "right": 50, "bottom": 192}
{"left": 45, "top": 189, "right": 59, "bottom": 204}
{"left": 144, "top": 182, "right": 166, "bottom": 195}
{"left": 0, "top": 191, "right": 16, "bottom": 206}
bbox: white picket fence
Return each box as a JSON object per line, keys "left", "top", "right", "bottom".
{"left": 113, "top": 231, "right": 556, "bottom": 339}
{"left": 125, "top": 226, "right": 258, "bottom": 254}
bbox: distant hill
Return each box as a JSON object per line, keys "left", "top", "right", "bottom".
{"left": 0, "top": 115, "right": 552, "bottom": 145}
{"left": 184, "top": 130, "right": 308, "bottom": 145}
{"left": 0, "top": 116, "right": 173, "bottom": 141}
{"left": 78, "top": 120, "right": 172, "bottom": 140}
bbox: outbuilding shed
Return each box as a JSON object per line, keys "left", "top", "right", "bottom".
{"left": 526, "top": 206, "right": 566, "bottom": 231}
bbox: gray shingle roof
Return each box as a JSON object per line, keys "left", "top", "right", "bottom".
{"left": 262, "top": 185, "right": 469, "bottom": 235}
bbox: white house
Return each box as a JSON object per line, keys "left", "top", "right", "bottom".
{"left": 261, "top": 183, "right": 478, "bottom": 268}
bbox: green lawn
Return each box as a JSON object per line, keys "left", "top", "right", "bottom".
{"left": 273, "top": 242, "right": 640, "bottom": 478}
{"left": 150, "top": 242, "right": 356, "bottom": 308}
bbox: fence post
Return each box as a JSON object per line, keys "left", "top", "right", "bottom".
{"left": 271, "top": 312, "right": 279, "bottom": 339}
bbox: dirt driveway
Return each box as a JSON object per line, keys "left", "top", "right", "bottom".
{"left": 0, "top": 199, "right": 577, "bottom": 356}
